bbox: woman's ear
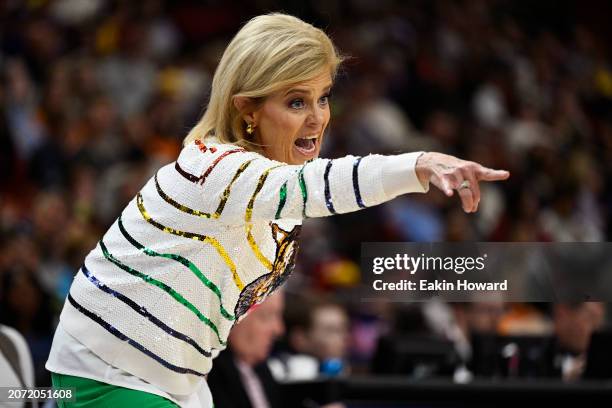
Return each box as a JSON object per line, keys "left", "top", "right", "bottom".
{"left": 233, "top": 96, "right": 258, "bottom": 124}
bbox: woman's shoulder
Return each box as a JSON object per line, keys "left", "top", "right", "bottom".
{"left": 180, "top": 139, "right": 237, "bottom": 156}
{"left": 177, "top": 138, "right": 265, "bottom": 169}
{"left": 181, "top": 136, "right": 272, "bottom": 158}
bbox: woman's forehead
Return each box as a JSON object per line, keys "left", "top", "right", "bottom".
{"left": 282, "top": 72, "right": 333, "bottom": 95}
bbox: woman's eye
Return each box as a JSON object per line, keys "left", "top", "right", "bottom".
{"left": 289, "top": 98, "right": 305, "bottom": 109}
{"left": 319, "top": 93, "right": 330, "bottom": 106}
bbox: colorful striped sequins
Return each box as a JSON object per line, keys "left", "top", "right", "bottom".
{"left": 323, "top": 159, "right": 336, "bottom": 214}
{"left": 352, "top": 157, "right": 366, "bottom": 208}
{"left": 245, "top": 164, "right": 284, "bottom": 270}
{"left": 170, "top": 160, "right": 254, "bottom": 218}
{"left": 68, "top": 294, "right": 208, "bottom": 377}
{"left": 80, "top": 264, "right": 213, "bottom": 357}
{"left": 198, "top": 148, "right": 245, "bottom": 185}
{"left": 99, "top": 239, "right": 226, "bottom": 346}
{"left": 136, "top": 193, "right": 244, "bottom": 290}
{"left": 194, "top": 139, "right": 217, "bottom": 153}
{"left": 297, "top": 164, "right": 308, "bottom": 217}
{"left": 117, "top": 216, "right": 235, "bottom": 321}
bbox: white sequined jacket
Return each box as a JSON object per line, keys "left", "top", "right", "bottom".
{"left": 56, "top": 140, "right": 428, "bottom": 395}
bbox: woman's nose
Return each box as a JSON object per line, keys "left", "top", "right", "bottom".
{"left": 307, "top": 105, "right": 326, "bottom": 127}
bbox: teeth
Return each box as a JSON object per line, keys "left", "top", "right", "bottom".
{"left": 300, "top": 135, "right": 318, "bottom": 140}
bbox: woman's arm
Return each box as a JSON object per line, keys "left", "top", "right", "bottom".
{"left": 187, "top": 143, "right": 508, "bottom": 223}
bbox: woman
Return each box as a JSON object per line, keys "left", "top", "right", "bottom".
{"left": 46, "top": 13, "right": 509, "bottom": 407}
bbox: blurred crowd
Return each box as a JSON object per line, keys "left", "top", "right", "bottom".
{"left": 1, "top": 0, "right": 611, "bottom": 389}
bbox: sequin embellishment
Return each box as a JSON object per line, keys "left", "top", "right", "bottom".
{"left": 323, "top": 159, "right": 336, "bottom": 214}
{"left": 168, "top": 160, "right": 254, "bottom": 219}
{"left": 136, "top": 193, "right": 244, "bottom": 290}
{"left": 245, "top": 164, "right": 284, "bottom": 270}
{"left": 234, "top": 223, "right": 301, "bottom": 320}
{"left": 67, "top": 294, "right": 208, "bottom": 377}
{"left": 198, "top": 148, "right": 245, "bottom": 185}
{"left": 174, "top": 148, "right": 245, "bottom": 185}
{"left": 194, "top": 139, "right": 217, "bottom": 153}
{"left": 117, "top": 216, "right": 234, "bottom": 321}
{"left": 275, "top": 181, "right": 288, "bottom": 219}
{"left": 352, "top": 157, "right": 366, "bottom": 208}
{"left": 99, "top": 239, "right": 226, "bottom": 345}
{"left": 298, "top": 164, "right": 308, "bottom": 217}
{"left": 80, "top": 264, "right": 213, "bottom": 357}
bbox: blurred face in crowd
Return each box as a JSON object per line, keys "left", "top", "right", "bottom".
{"left": 242, "top": 70, "right": 332, "bottom": 165}
{"left": 555, "top": 302, "right": 605, "bottom": 354}
{"left": 229, "top": 291, "right": 285, "bottom": 366}
{"left": 306, "top": 305, "right": 350, "bottom": 360}
{"left": 465, "top": 302, "right": 506, "bottom": 334}
{"left": 6, "top": 271, "right": 41, "bottom": 325}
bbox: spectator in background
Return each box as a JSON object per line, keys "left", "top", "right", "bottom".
{"left": 275, "top": 294, "right": 351, "bottom": 380}
{"left": 550, "top": 302, "right": 605, "bottom": 381}
{"left": 455, "top": 302, "right": 507, "bottom": 337}
{"left": 207, "top": 291, "right": 285, "bottom": 408}
{"left": 419, "top": 300, "right": 507, "bottom": 381}
{"left": 0, "top": 267, "right": 55, "bottom": 387}
{"left": 209, "top": 291, "right": 346, "bottom": 408}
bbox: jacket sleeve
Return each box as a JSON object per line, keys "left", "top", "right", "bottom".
{"left": 194, "top": 143, "right": 429, "bottom": 223}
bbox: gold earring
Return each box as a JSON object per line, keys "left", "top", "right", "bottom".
{"left": 246, "top": 123, "right": 254, "bottom": 135}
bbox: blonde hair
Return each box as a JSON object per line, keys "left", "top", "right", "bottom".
{"left": 184, "top": 13, "right": 344, "bottom": 150}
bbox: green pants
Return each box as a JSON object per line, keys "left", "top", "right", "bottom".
{"left": 51, "top": 373, "right": 180, "bottom": 407}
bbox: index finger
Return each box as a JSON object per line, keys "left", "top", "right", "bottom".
{"left": 476, "top": 167, "right": 510, "bottom": 181}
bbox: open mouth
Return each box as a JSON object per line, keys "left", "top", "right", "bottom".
{"left": 293, "top": 135, "right": 318, "bottom": 156}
